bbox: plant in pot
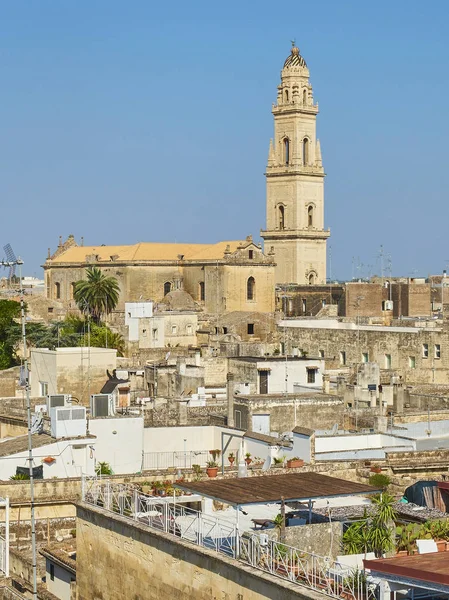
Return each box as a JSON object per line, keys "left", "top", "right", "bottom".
{"left": 209, "top": 449, "right": 221, "bottom": 463}
{"left": 192, "top": 464, "right": 202, "bottom": 481}
{"left": 273, "top": 456, "right": 284, "bottom": 467}
{"left": 245, "top": 453, "right": 252, "bottom": 465}
{"left": 395, "top": 523, "right": 422, "bottom": 556}
{"left": 228, "top": 452, "right": 235, "bottom": 466}
{"left": 286, "top": 457, "right": 304, "bottom": 469}
{"left": 206, "top": 460, "right": 219, "bottom": 478}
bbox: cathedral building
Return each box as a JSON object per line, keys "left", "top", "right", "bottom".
{"left": 261, "top": 42, "right": 329, "bottom": 285}
{"left": 43, "top": 44, "right": 328, "bottom": 316}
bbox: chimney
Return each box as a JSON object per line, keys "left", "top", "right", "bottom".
{"left": 227, "top": 372, "right": 235, "bottom": 428}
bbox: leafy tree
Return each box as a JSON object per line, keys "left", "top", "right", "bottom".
{"left": 74, "top": 267, "right": 120, "bottom": 324}
{"left": 0, "top": 300, "right": 21, "bottom": 368}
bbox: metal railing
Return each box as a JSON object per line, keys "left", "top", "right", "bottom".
{"left": 82, "top": 478, "right": 377, "bottom": 600}
{"left": 240, "top": 536, "right": 376, "bottom": 599}
{"left": 82, "top": 478, "right": 236, "bottom": 559}
{"left": 142, "top": 450, "right": 209, "bottom": 471}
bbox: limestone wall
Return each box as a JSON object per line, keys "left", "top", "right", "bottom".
{"left": 77, "top": 503, "right": 322, "bottom": 600}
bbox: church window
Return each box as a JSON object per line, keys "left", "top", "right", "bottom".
{"left": 163, "top": 281, "right": 171, "bottom": 296}
{"left": 279, "top": 205, "right": 285, "bottom": 230}
{"left": 55, "top": 282, "right": 61, "bottom": 299}
{"left": 248, "top": 250, "right": 253, "bottom": 259}
{"left": 283, "top": 138, "right": 290, "bottom": 165}
{"left": 186, "top": 324, "right": 193, "bottom": 335}
{"left": 308, "top": 272, "right": 315, "bottom": 285}
{"left": 247, "top": 277, "right": 255, "bottom": 301}
{"left": 171, "top": 325, "right": 177, "bottom": 335}
{"left": 284, "top": 89, "right": 289, "bottom": 102}
{"left": 303, "top": 138, "right": 309, "bottom": 166}
{"left": 199, "top": 281, "right": 205, "bottom": 301}
{"left": 308, "top": 205, "right": 314, "bottom": 228}
{"left": 247, "top": 323, "right": 254, "bottom": 335}
{"left": 303, "top": 88, "right": 307, "bottom": 104}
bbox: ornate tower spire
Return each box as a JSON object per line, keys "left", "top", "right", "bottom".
{"left": 261, "top": 43, "right": 330, "bottom": 285}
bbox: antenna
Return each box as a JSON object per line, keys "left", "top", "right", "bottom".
{"left": 2, "top": 244, "right": 18, "bottom": 283}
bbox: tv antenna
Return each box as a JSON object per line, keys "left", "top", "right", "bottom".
{"left": 2, "top": 244, "right": 18, "bottom": 284}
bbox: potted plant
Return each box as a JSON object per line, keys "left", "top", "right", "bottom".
{"left": 245, "top": 453, "right": 252, "bottom": 465}
{"left": 273, "top": 457, "right": 284, "bottom": 467}
{"left": 286, "top": 457, "right": 304, "bottom": 469}
{"left": 206, "top": 460, "right": 219, "bottom": 478}
{"left": 395, "top": 523, "right": 422, "bottom": 556}
{"left": 209, "top": 449, "right": 221, "bottom": 462}
{"left": 228, "top": 452, "right": 235, "bottom": 466}
{"left": 370, "top": 465, "right": 382, "bottom": 474}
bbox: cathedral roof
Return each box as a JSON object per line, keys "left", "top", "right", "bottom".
{"left": 48, "top": 240, "right": 245, "bottom": 264}
{"left": 283, "top": 43, "right": 307, "bottom": 69}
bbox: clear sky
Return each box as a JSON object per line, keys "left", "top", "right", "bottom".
{"left": 1, "top": 1, "right": 448, "bottom": 281}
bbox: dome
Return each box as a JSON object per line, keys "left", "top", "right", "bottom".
{"left": 283, "top": 44, "right": 307, "bottom": 69}
{"left": 160, "top": 289, "right": 198, "bottom": 311}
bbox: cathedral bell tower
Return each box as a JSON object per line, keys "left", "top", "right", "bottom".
{"left": 261, "top": 42, "right": 330, "bottom": 285}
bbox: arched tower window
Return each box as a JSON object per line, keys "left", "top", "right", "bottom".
{"left": 279, "top": 205, "right": 285, "bottom": 230}
{"left": 308, "top": 205, "right": 314, "bottom": 228}
{"left": 283, "top": 138, "right": 290, "bottom": 165}
{"left": 247, "top": 277, "right": 255, "bottom": 301}
{"left": 303, "top": 138, "right": 309, "bottom": 166}
{"left": 284, "top": 89, "right": 289, "bottom": 102}
{"left": 303, "top": 89, "right": 307, "bottom": 104}
{"left": 199, "top": 281, "right": 205, "bottom": 301}
{"left": 308, "top": 273, "right": 315, "bottom": 285}
{"left": 55, "top": 282, "right": 61, "bottom": 299}
{"left": 163, "top": 281, "right": 171, "bottom": 296}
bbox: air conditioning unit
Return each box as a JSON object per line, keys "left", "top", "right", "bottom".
{"left": 382, "top": 300, "right": 394, "bottom": 311}
{"left": 51, "top": 406, "right": 87, "bottom": 438}
{"left": 90, "top": 394, "right": 115, "bottom": 417}
{"left": 47, "top": 395, "right": 71, "bottom": 412}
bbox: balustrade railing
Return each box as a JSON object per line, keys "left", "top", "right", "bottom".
{"left": 143, "top": 450, "right": 209, "bottom": 471}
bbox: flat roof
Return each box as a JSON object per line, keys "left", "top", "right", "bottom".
{"left": 174, "top": 472, "right": 380, "bottom": 506}
{"left": 364, "top": 552, "right": 449, "bottom": 589}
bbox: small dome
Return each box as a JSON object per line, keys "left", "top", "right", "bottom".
{"left": 160, "top": 289, "right": 198, "bottom": 311}
{"left": 283, "top": 43, "right": 307, "bottom": 69}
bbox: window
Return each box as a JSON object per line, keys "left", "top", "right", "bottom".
{"left": 222, "top": 327, "right": 228, "bottom": 334}
{"left": 54, "top": 282, "right": 61, "bottom": 299}
{"left": 319, "top": 349, "right": 325, "bottom": 358}
{"left": 409, "top": 356, "right": 416, "bottom": 368}
{"left": 303, "top": 88, "right": 307, "bottom": 104}
{"left": 322, "top": 299, "right": 326, "bottom": 307}
{"left": 171, "top": 325, "right": 177, "bottom": 335}
{"left": 339, "top": 351, "right": 346, "bottom": 366}
{"left": 435, "top": 344, "right": 441, "bottom": 359}
{"left": 308, "top": 273, "right": 315, "bottom": 285}
{"left": 152, "top": 328, "right": 158, "bottom": 341}
{"left": 71, "top": 282, "right": 76, "bottom": 299}
{"left": 199, "top": 281, "right": 205, "bottom": 301}
{"left": 163, "top": 281, "right": 171, "bottom": 296}
{"left": 247, "top": 323, "right": 254, "bottom": 335}
{"left": 302, "top": 298, "right": 307, "bottom": 313}
{"left": 385, "top": 354, "right": 392, "bottom": 369}
{"left": 186, "top": 324, "right": 193, "bottom": 335}
{"left": 307, "top": 368, "right": 316, "bottom": 384}
{"left": 259, "top": 371, "right": 269, "bottom": 394}
{"left": 234, "top": 409, "right": 242, "bottom": 429}
{"left": 303, "top": 138, "right": 309, "bottom": 166}
{"left": 362, "top": 352, "right": 369, "bottom": 363}
{"left": 248, "top": 250, "right": 253, "bottom": 259}
{"left": 283, "top": 138, "right": 290, "bottom": 165}
{"left": 247, "top": 277, "right": 255, "bottom": 301}
{"left": 40, "top": 382, "right": 48, "bottom": 396}
{"left": 50, "top": 563, "right": 54, "bottom": 581}
{"left": 284, "top": 89, "right": 289, "bottom": 102}
{"left": 308, "top": 205, "right": 314, "bottom": 228}
{"left": 422, "top": 343, "right": 429, "bottom": 358}
{"left": 278, "top": 205, "right": 285, "bottom": 230}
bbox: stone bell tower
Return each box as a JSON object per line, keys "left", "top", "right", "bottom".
{"left": 261, "top": 42, "right": 330, "bottom": 285}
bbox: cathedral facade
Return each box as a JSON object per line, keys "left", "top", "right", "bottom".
{"left": 261, "top": 43, "right": 329, "bottom": 285}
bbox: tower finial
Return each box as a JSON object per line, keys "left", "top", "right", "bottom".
{"left": 290, "top": 39, "right": 299, "bottom": 56}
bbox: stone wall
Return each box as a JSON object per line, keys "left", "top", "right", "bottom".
{"left": 267, "top": 521, "right": 342, "bottom": 560}
{"left": 76, "top": 503, "right": 321, "bottom": 600}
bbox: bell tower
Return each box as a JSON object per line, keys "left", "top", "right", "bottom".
{"left": 261, "top": 42, "right": 330, "bottom": 285}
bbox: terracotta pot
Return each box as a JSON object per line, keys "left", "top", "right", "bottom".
{"left": 396, "top": 550, "right": 408, "bottom": 557}
{"left": 286, "top": 459, "right": 304, "bottom": 469}
{"left": 245, "top": 458, "right": 252, "bottom": 465}
{"left": 436, "top": 540, "right": 446, "bottom": 552}
{"left": 228, "top": 458, "right": 235, "bottom": 465}
{"left": 206, "top": 467, "right": 218, "bottom": 478}
{"left": 370, "top": 466, "right": 382, "bottom": 473}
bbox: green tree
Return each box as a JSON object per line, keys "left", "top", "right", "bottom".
{"left": 73, "top": 267, "right": 120, "bottom": 324}
{"left": 0, "top": 300, "right": 21, "bottom": 368}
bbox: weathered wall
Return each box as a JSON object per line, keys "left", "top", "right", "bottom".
{"left": 76, "top": 503, "right": 320, "bottom": 600}
{"left": 267, "top": 522, "right": 342, "bottom": 560}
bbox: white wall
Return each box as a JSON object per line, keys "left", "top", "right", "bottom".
{"left": 144, "top": 426, "right": 242, "bottom": 456}
{"left": 125, "top": 302, "right": 154, "bottom": 341}
{"left": 88, "top": 417, "right": 143, "bottom": 474}
{"left": 315, "top": 433, "right": 416, "bottom": 454}
{"left": 0, "top": 438, "right": 95, "bottom": 481}
{"left": 30, "top": 349, "right": 57, "bottom": 396}
{"left": 46, "top": 558, "right": 73, "bottom": 600}
{"left": 255, "top": 358, "right": 324, "bottom": 393}
{"left": 292, "top": 433, "right": 312, "bottom": 463}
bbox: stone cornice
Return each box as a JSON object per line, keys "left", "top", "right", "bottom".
{"left": 261, "top": 228, "right": 330, "bottom": 241}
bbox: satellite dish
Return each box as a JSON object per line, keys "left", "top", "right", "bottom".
{"left": 56, "top": 536, "right": 64, "bottom": 542}
{"left": 165, "top": 352, "right": 171, "bottom": 361}
{"left": 330, "top": 423, "right": 339, "bottom": 435}
{"left": 262, "top": 455, "right": 272, "bottom": 471}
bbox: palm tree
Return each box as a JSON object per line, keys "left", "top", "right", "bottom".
{"left": 74, "top": 267, "right": 120, "bottom": 324}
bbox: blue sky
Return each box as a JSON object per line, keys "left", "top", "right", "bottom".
{"left": 1, "top": 1, "right": 448, "bottom": 280}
